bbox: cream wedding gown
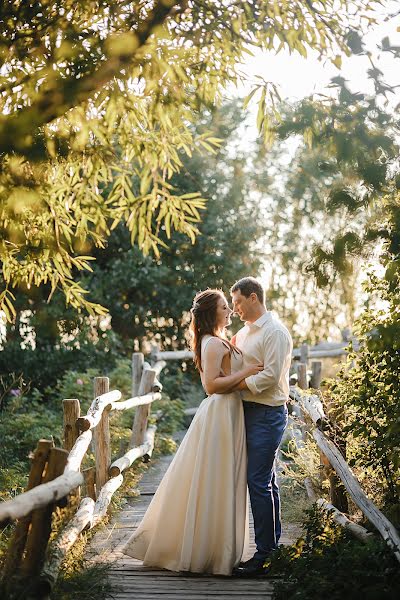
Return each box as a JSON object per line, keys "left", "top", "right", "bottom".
{"left": 122, "top": 335, "right": 249, "bottom": 575}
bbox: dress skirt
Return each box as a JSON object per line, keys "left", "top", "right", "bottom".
{"left": 122, "top": 391, "right": 248, "bottom": 575}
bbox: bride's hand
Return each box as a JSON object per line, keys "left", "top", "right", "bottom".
{"left": 243, "top": 363, "right": 264, "bottom": 377}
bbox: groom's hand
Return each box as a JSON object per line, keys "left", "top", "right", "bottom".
{"left": 236, "top": 379, "right": 249, "bottom": 390}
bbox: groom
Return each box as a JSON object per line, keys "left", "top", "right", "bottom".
{"left": 230, "top": 277, "right": 293, "bottom": 577}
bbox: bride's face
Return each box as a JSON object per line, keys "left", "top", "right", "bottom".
{"left": 215, "top": 296, "right": 233, "bottom": 330}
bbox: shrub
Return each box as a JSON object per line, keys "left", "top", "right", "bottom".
{"left": 0, "top": 398, "right": 63, "bottom": 498}
{"left": 0, "top": 327, "right": 122, "bottom": 396}
{"left": 270, "top": 505, "right": 400, "bottom": 600}
{"left": 159, "top": 361, "right": 204, "bottom": 409}
{"left": 327, "top": 273, "right": 400, "bottom": 513}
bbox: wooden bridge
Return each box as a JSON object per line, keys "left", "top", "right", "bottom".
{"left": 86, "top": 451, "right": 301, "bottom": 599}
{"left": 1, "top": 344, "right": 399, "bottom": 599}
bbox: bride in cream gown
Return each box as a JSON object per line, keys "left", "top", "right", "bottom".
{"left": 122, "top": 289, "right": 263, "bottom": 575}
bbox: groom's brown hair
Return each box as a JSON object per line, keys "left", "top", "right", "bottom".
{"left": 230, "top": 277, "right": 265, "bottom": 304}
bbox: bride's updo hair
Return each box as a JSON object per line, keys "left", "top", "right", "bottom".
{"left": 189, "top": 289, "right": 239, "bottom": 371}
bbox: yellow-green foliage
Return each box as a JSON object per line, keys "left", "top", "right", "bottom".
{"left": 0, "top": 0, "right": 376, "bottom": 319}
{"left": 326, "top": 272, "right": 400, "bottom": 515}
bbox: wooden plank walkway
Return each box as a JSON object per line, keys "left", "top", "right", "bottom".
{"left": 87, "top": 452, "right": 301, "bottom": 599}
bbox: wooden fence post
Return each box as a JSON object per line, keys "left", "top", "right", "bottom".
{"left": 83, "top": 466, "right": 96, "bottom": 501}
{"left": 21, "top": 447, "right": 69, "bottom": 577}
{"left": 297, "top": 362, "right": 308, "bottom": 390}
{"left": 328, "top": 461, "right": 349, "bottom": 512}
{"left": 130, "top": 369, "right": 156, "bottom": 447}
{"left": 310, "top": 361, "right": 322, "bottom": 389}
{"left": 306, "top": 362, "right": 348, "bottom": 512}
{"left": 300, "top": 343, "right": 309, "bottom": 365}
{"left": 1, "top": 440, "right": 53, "bottom": 584}
{"left": 93, "top": 377, "right": 111, "bottom": 493}
{"left": 63, "top": 399, "right": 80, "bottom": 452}
{"left": 324, "top": 400, "right": 349, "bottom": 513}
{"left": 132, "top": 352, "right": 144, "bottom": 397}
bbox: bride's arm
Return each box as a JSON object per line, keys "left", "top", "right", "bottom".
{"left": 202, "top": 338, "right": 262, "bottom": 395}
{"left": 229, "top": 378, "right": 249, "bottom": 391}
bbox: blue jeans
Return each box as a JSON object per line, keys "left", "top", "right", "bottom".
{"left": 243, "top": 402, "right": 288, "bottom": 559}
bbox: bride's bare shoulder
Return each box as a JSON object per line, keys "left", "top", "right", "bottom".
{"left": 203, "top": 336, "right": 229, "bottom": 355}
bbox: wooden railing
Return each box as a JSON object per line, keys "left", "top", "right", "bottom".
{"left": 2, "top": 334, "right": 396, "bottom": 598}
{"left": 0, "top": 352, "right": 166, "bottom": 596}
{"left": 152, "top": 338, "right": 399, "bottom": 564}
{"left": 150, "top": 338, "right": 359, "bottom": 364}
{"left": 289, "top": 375, "right": 400, "bottom": 564}
{"left": 151, "top": 339, "right": 355, "bottom": 403}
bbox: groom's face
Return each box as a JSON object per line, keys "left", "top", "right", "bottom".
{"left": 231, "top": 290, "right": 254, "bottom": 322}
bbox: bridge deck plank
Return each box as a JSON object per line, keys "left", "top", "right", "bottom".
{"left": 87, "top": 451, "right": 300, "bottom": 599}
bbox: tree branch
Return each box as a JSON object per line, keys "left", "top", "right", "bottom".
{"left": 0, "top": 0, "right": 183, "bottom": 156}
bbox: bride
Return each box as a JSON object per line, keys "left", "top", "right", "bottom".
{"left": 122, "top": 289, "right": 263, "bottom": 575}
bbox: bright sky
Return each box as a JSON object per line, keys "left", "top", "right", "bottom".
{"left": 237, "top": 0, "right": 400, "bottom": 104}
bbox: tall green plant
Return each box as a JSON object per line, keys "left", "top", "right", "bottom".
{"left": 328, "top": 269, "right": 400, "bottom": 509}
{"left": 257, "top": 140, "right": 361, "bottom": 342}
{"left": 270, "top": 505, "right": 400, "bottom": 600}
{"left": 0, "top": 0, "right": 376, "bottom": 318}
{"left": 262, "top": 48, "right": 400, "bottom": 291}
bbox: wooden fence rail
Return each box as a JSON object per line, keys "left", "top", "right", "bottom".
{"left": 290, "top": 385, "right": 400, "bottom": 564}
{"left": 312, "top": 427, "right": 400, "bottom": 562}
{"left": 0, "top": 352, "right": 167, "bottom": 597}
{"left": 2, "top": 334, "right": 393, "bottom": 599}
{"left": 151, "top": 339, "right": 359, "bottom": 364}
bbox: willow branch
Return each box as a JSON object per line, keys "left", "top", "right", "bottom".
{"left": 0, "top": 0, "right": 183, "bottom": 156}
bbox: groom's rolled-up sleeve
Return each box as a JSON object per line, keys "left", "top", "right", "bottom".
{"left": 245, "top": 330, "right": 291, "bottom": 395}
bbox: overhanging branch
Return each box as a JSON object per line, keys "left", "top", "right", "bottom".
{"left": 0, "top": 0, "right": 183, "bottom": 156}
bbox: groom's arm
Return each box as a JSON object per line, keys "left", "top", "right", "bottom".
{"left": 244, "top": 330, "right": 291, "bottom": 395}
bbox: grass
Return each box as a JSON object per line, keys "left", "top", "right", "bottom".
{"left": 52, "top": 563, "right": 115, "bottom": 600}
{"left": 280, "top": 478, "right": 313, "bottom": 524}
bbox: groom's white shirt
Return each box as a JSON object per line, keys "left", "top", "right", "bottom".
{"left": 235, "top": 311, "right": 293, "bottom": 407}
